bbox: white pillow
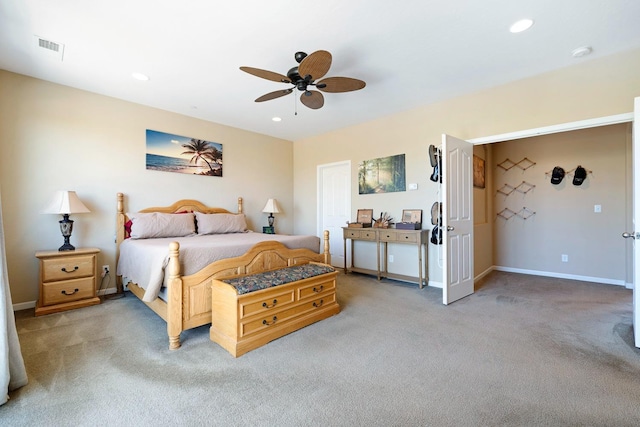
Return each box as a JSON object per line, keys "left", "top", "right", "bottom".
{"left": 195, "top": 212, "right": 247, "bottom": 234}
{"left": 128, "top": 212, "right": 196, "bottom": 239}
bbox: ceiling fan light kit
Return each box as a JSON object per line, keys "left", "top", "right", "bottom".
{"left": 240, "top": 50, "right": 366, "bottom": 110}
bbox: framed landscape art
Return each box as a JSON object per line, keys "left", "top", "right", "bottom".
{"left": 358, "top": 154, "right": 406, "bottom": 194}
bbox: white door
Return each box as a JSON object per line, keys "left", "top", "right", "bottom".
{"left": 318, "top": 161, "right": 351, "bottom": 267}
{"left": 442, "top": 134, "right": 474, "bottom": 304}
{"left": 632, "top": 97, "right": 640, "bottom": 347}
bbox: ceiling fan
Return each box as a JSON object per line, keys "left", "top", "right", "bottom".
{"left": 240, "top": 50, "right": 366, "bottom": 110}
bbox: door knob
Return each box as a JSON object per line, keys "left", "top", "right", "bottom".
{"left": 622, "top": 231, "right": 638, "bottom": 239}
{"left": 447, "top": 226, "right": 455, "bottom": 231}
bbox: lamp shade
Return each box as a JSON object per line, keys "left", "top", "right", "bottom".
{"left": 262, "top": 198, "right": 281, "bottom": 214}
{"left": 42, "top": 190, "right": 91, "bottom": 214}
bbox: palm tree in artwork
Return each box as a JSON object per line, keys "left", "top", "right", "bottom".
{"left": 181, "top": 139, "right": 219, "bottom": 174}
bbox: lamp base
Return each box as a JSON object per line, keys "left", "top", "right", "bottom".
{"left": 58, "top": 214, "right": 76, "bottom": 251}
{"left": 58, "top": 241, "right": 76, "bottom": 251}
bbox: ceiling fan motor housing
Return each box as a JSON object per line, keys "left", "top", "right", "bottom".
{"left": 287, "top": 67, "right": 311, "bottom": 91}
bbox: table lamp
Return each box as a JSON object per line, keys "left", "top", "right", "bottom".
{"left": 43, "top": 190, "right": 90, "bottom": 251}
{"left": 262, "top": 198, "right": 281, "bottom": 228}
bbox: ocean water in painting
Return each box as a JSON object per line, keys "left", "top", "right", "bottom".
{"left": 146, "top": 153, "right": 214, "bottom": 174}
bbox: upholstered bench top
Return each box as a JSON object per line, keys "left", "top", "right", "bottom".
{"left": 222, "top": 263, "right": 335, "bottom": 295}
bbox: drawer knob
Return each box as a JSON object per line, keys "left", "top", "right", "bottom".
{"left": 61, "top": 288, "right": 79, "bottom": 296}
{"left": 262, "top": 316, "right": 277, "bottom": 326}
{"left": 61, "top": 266, "right": 79, "bottom": 273}
{"left": 262, "top": 299, "right": 277, "bottom": 309}
{"left": 312, "top": 285, "right": 324, "bottom": 293}
{"left": 313, "top": 299, "right": 324, "bottom": 308}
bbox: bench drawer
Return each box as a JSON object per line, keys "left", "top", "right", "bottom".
{"left": 239, "top": 288, "right": 295, "bottom": 319}
{"left": 240, "top": 292, "right": 337, "bottom": 337}
{"left": 297, "top": 275, "right": 336, "bottom": 301}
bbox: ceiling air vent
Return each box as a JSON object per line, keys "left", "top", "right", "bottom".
{"left": 33, "top": 35, "right": 65, "bottom": 61}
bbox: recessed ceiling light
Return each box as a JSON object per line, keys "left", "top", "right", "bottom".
{"left": 510, "top": 19, "right": 534, "bottom": 33}
{"left": 572, "top": 46, "right": 593, "bottom": 58}
{"left": 272, "top": 117, "right": 282, "bottom": 122}
{"left": 131, "top": 72, "right": 150, "bottom": 81}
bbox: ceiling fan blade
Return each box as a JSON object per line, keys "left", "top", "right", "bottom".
{"left": 240, "top": 66, "right": 291, "bottom": 83}
{"left": 298, "top": 50, "right": 332, "bottom": 81}
{"left": 316, "top": 77, "right": 366, "bottom": 93}
{"left": 300, "top": 90, "right": 324, "bottom": 109}
{"left": 255, "top": 89, "right": 293, "bottom": 102}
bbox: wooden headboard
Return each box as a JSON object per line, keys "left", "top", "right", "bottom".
{"left": 115, "top": 192, "right": 243, "bottom": 255}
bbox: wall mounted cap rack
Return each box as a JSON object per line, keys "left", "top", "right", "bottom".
{"left": 497, "top": 184, "right": 516, "bottom": 196}
{"left": 497, "top": 208, "right": 517, "bottom": 220}
{"left": 497, "top": 157, "right": 536, "bottom": 171}
{"left": 545, "top": 166, "right": 592, "bottom": 177}
{"left": 515, "top": 181, "right": 535, "bottom": 194}
{"left": 497, "top": 207, "right": 536, "bottom": 220}
{"left": 497, "top": 181, "right": 535, "bottom": 196}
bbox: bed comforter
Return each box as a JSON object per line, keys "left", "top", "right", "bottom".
{"left": 116, "top": 232, "right": 320, "bottom": 302}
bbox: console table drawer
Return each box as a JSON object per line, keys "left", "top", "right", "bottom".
{"left": 379, "top": 231, "right": 398, "bottom": 242}
{"left": 344, "top": 229, "right": 376, "bottom": 240}
{"left": 396, "top": 232, "right": 418, "bottom": 243}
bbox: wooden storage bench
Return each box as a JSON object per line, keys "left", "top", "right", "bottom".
{"left": 209, "top": 262, "right": 340, "bottom": 357}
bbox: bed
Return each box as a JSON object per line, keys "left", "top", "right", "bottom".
{"left": 115, "top": 193, "right": 331, "bottom": 349}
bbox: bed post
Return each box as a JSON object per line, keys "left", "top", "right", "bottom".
{"left": 323, "top": 230, "right": 331, "bottom": 265}
{"left": 238, "top": 197, "right": 243, "bottom": 214}
{"left": 116, "top": 193, "right": 125, "bottom": 294}
{"left": 167, "top": 241, "right": 183, "bottom": 350}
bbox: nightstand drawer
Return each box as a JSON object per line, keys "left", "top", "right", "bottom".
{"left": 41, "top": 277, "right": 95, "bottom": 306}
{"left": 41, "top": 254, "right": 95, "bottom": 282}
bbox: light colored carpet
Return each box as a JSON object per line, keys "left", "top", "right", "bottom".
{"left": 4, "top": 271, "right": 640, "bottom": 426}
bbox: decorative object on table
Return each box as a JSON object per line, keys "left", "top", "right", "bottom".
{"left": 348, "top": 209, "right": 374, "bottom": 228}
{"left": 42, "top": 190, "right": 91, "bottom": 251}
{"left": 373, "top": 212, "right": 393, "bottom": 228}
{"left": 396, "top": 209, "right": 422, "bottom": 230}
{"left": 146, "top": 129, "right": 223, "bottom": 177}
{"left": 358, "top": 154, "right": 406, "bottom": 194}
{"left": 262, "top": 198, "right": 281, "bottom": 229}
{"left": 262, "top": 226, "right": 275, "bottom": 234}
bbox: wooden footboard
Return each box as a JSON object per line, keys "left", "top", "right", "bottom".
{"left": 165, "top": 236, "right": 331, "bottom": 349}
{"left": 116, "top": 190, "right": 331, "bottom": 350}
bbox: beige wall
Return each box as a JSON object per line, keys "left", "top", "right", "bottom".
{"left": 0, "top": 70, "right": 293, "bottom": 305}
{"left": 3, "top": 46, "right": 640, "bottom": 305}
{"left": 294, "top": 47, "right": 640, "bottom": 285}
{"left": 492, "top": 124, "right": 630, "bottom": 283}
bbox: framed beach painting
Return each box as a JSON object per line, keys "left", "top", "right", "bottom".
{"left": 146, "top": 129, "right": 223, "bottom": 177}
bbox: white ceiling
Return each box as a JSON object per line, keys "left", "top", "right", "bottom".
{"left": 2, "top": 0, "right": 640, "bottom": 141}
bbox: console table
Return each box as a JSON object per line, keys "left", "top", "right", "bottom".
{"left": 342, "top": 227, "right": 429, "bottom": 288}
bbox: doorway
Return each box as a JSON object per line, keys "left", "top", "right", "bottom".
{"left": 317, "top": 161, "right": 351, "bottom": 268}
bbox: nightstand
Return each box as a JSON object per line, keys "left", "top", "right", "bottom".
{"left": 35, "top": 247, "right": 101, "bottom": 316}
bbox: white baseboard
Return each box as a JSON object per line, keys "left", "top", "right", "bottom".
{"left": 12, "top": 300, "right": 35, "bottom": 311}
{"left": 492, "top": 266, "right": 626, "bottom": 287}
{"left": 428, "top": 280, "right": 443, "bottom": 289}
{"left": 474, "top": 266, "right": 494, "bottom": 282}
{"left": 13, "top": 287, "right": 119, "bottom": 312}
